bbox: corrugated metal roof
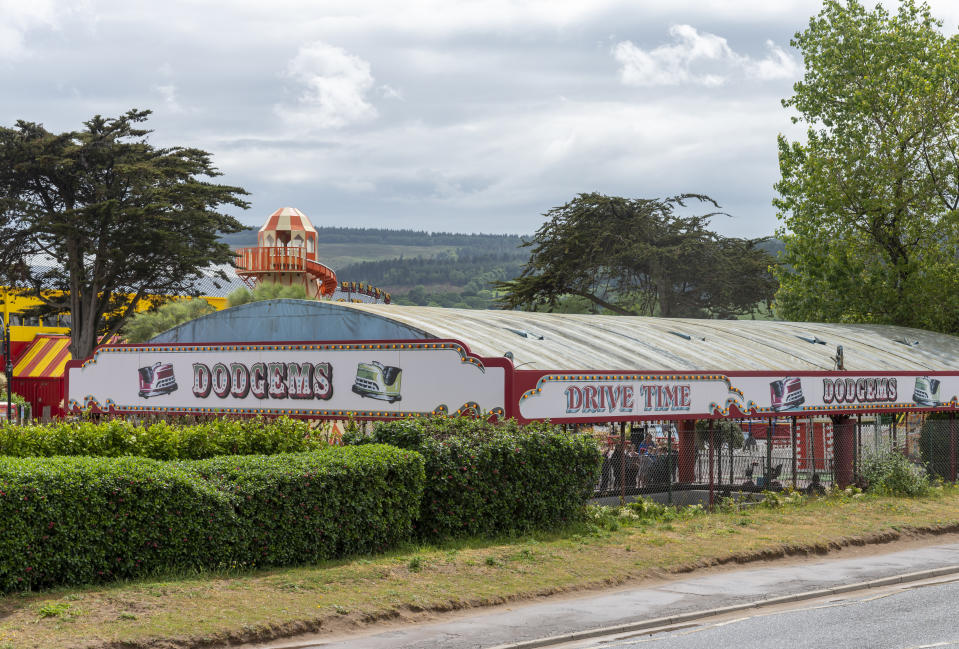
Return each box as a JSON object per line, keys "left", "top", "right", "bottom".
{"left": 337, "top": 303, "right": 959, "bottom": 372}
{"left": 154, "top": 299, "right": 959, "bottom": 372}
{"left": 13, "top": 335, "right": 71, "bottom": 378}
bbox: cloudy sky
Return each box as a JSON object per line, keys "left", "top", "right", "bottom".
{"left": 3, "top": 1, "right": 958, "bottom": 238}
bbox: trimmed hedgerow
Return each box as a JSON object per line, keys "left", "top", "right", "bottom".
{"left": 188, "top": 445, "right": 424, "bottom": 565}
{"left": 0, "top": 455, "right": 233, "bottom": 592}
{"left": 0, "top": 417, "right": 323, "bottom": 460}
{"left": 344, "top": 418, "right": 601, "bottom": 539}
{"left": 0, "top": 445, "right": 424, "bottom": 593}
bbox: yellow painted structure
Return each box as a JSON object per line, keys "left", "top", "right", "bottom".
{"left": 0, "top": 287, "right": 229, "bottom": 343}
{"left": 13, "top": 335, "right": 71, "bottom": 379}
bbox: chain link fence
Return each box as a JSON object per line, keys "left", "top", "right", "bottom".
{"left": 589, "top": 413, "right": 958, "bottom": 505}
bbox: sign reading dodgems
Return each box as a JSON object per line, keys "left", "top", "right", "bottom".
{"left": 191, "top": 361, "right": 334, "bottom": 400}
{"left": 515, "top": 371, "right": 959, "bottom": 422}
{"left": 67, "top": 341, "right": 507, "bottom": 419}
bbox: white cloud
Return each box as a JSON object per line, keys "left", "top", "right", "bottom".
{"left": 380, "top": 84, "right": 403, "bottom": 100}
{"left": 275, "top": 41, "right": 378, "bottom": 130}
{"left": 0, "top": 0, "right": 61, "bottom": 59}
{"left": 747, "top": 40, "right": 802, "bottom": 80}
{"left": 613, "top": 25, "right": 799, "bottom": 87}
{"left": 154, "top": 84, "right": 184, "bottom": 114}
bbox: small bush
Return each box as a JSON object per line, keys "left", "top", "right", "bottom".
{"left": 227, "top": 282, "right": 309, "bottom": 307}
{"left": 122, "top": 298, "right": 215, "bottom": 343}
{"left": 0, "top": 446, "right": 424, "bottom": 593}
{"left": 187, "top": 445, "right": 424, "bottom": 565}
{"left": 0, "top": 455, "right": 232, "bottom": 592}
{"left": 860, "top": 445, "right": 930, "bottom": 497}
{"left": 346, "top": 417, "right": 601, "bottom": 540}
{"left": 0, "top": 417, "right": 323, "bottom": 460}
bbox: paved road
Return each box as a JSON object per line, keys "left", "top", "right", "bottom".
{"left": 247, "top": 540, "right": 959, "bottom": 649}
{"left": 555, "top": 577, "right": 959, "bottom": 649}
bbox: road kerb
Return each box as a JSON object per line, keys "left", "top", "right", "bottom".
{"left": 486, "top": 565, "right": 959, "bottom": 649}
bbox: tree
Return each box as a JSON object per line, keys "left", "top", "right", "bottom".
{"left": 774, "top": 0, "right": 959, "bottom": 333}
{"left": 122, "top": 298, "right": 215, "bottom": 343}
{"left": 694, "top": 419, "right": 745, "bottom": 451}
{"left": 496, "top": 193, "right": 777, "bottom": 318}
{"left": 226, "top": 281, "right": 309, "bottom": 307}
{"left": 0, "top": 110, "right": 249, "bottom": 360}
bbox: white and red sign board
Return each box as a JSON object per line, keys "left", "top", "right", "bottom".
{"left": 517, "top": 372, "right": 959, "bottom": 422}
{"left": 67, "top": 341, "right": 507, "bottom": 419}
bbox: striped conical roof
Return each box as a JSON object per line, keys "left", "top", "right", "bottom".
{"left": 259, "top": 207, "right": 317, "bottom": 233}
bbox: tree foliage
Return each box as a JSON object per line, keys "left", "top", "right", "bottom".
{"left": 121, "top": 298, "right": 216, "bottom": 343}
{"left": 226, "top": 281, "right": 309, "bottom": 307}
{"left": 774, "top": 0, "right": 959, "bottom": 333}
{"left": 694, "top": 419, "right": 745, "bottom": 450}
{"left": 496, "top": 193, "right": 777, "bottom": 318}
{"left": 0, "top": 109, "right": 248, "bottom": 359}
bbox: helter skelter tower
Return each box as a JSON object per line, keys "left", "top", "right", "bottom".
{"left": 234, "top": 207, "right": 339, "bottom": 299}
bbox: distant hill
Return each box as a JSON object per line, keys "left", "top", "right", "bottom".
{"left": 221, "top": 227, "right": 527, "bottom": 269}
{"left": 220, "top": 227, "right": 782, "bottom": 311}
{"left": 756, "top": 238, "right": 785, "bottom": 258}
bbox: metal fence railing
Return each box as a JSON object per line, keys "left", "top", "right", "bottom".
{"left": 589, "top": 413, "right": 958, "bottom": 505}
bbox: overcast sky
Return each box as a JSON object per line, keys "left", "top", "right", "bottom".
{"left": 3, "top": 1, "right": 958, "bottom": 238}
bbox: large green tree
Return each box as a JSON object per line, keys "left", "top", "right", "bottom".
{"left": 774, "top": 0, "right": 959, "bottom": 333}
{"left": 496, "top": 193, "right": 777, "bottom": 318}
{"left": 0, "top": 109, "right": 248, "bottom": 359}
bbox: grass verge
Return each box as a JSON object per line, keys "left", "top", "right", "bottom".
{"left": 3, "top": 488, "right": 959, "bottom": 649}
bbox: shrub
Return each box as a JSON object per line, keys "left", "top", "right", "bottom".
{"left": 0, "top": 417, "right": 323, "bottom": 460}
{"left": 0, "top": 455, "right": 232, "bottom": 592}
{"left": 346, "top": 417, "right": 601, "bottom": 539}
{"left": 188, "top": 445, "right": 424, "bottom": 565}
{"left": 0, "top": 446, "right": 424, "bottom": 593}
{"left": 227, "top": 281, "right": 310, "bottom": 307}
{"left": 122, "top": 298, "right": 216, "bottom": 343}
{"left": 860, "top": 445, "right": 931, "bottom": 497}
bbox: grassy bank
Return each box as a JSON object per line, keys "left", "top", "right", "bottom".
{"left": 3, "top": 489, "right": 959, "bottom": 649}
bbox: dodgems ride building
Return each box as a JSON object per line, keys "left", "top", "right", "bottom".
{"left": 67, "top": 297, "right": 959, "bottom": 493}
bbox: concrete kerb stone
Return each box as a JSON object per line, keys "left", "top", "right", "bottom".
{"left": 486, "top": 565, "right": 959, "bottom": 649}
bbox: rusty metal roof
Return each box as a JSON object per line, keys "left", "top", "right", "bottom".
{"left": 337, "top": 303, "right": 959, "bottom": 372}
{"left": 152, "top": 299, "right": 959, "bottom": 372}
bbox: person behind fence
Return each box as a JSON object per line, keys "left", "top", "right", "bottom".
{"left": 599, "top": 438, "right": 616, "bottom": 490}
{"left": 625, "top": 442, "right": 639, "bottom": 488}
{"left": 635, "top": 433, "right": 655, "bottom": 487}
{"left": 611, "top": 438, "right": 625, "bottom": 489}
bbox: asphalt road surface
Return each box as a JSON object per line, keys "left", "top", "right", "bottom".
{"left": 247, "top": 542, "right": 959, "bottom": 649}
{"left": 554, "top": 577, "right": 959, "bottom": 649}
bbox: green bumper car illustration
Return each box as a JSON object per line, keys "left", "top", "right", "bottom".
{"left": 352, "top": 361, "right": 402, "bottom": 403}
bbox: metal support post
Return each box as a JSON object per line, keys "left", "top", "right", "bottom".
{"left": 3, "top": 321, "right": 10, "bottom": 423}
{"left": 766, "top": 417, "right": 773, "bottom": 489}
{"left": 667, "top": 424, "right": 673, "bottom": 505}
{"left": 810, "top": 417, "right": 817, "bottom": 479}
{"left": 950, "top": 413, "right": 957, "bottom": 484}
{"left": 716, "top": 423, "right": 723, "bottom": 487}
{"left": 708, "top": 419, "right": 715, "bottom": 508}
{"left": 620, "top": 421, "right": 626, "bottom": 506}
{"left": 791, "top": 416, "right": 797, "bottom": 491}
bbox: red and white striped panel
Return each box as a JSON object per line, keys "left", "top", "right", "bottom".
{"left": 258, "top": 207, "right": 317, "bottom": 233}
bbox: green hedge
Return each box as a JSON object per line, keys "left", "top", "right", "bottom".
{"left": 0, "top": 417, "right": 323, "bottom": 460}
{"left": 0, "top": 455, "right": 231, "bottom": 592}
{"left": 344, "top": 418, "right": 601, "bottom": 539}
{"left": 189, "top": 446, "right": 424, "bottom": 565}
{"left": 0, "top": 445, "right": 423, "bottom": 593}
